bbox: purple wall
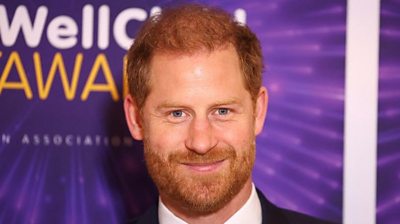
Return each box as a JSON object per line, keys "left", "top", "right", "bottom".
{"left": 377, "top": 0, "right": 400, "bottom": 223}
{"left": 0, "top": 0, "right": 344, "bottom": 223}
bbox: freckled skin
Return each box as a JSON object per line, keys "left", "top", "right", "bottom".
{"left": 124, "top": 45, "right": 268, "bottom": 224}
{"left": 144, "top": 48, "right": 256, "bottom": 155}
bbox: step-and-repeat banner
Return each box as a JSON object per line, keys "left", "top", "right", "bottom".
{"left": 0, "top": 0, "right": 345, "bottom": 223}
{"left": 377, "top": 0, "right": 400, "bottom": 223}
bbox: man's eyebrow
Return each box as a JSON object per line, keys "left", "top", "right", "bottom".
{"left": 211, "top": 99, "right": 242, "bottom": 107}
{"left": 156, "top": 99, "right": 242, "bottom": 111}
{"left": 155, "top": 102, "right": 190, "bottom": 111}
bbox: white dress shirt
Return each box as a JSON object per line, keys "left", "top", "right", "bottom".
{"left": 159, "top": 183, "right": 262, "bottom": 224}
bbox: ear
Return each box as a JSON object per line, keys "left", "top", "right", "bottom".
{"left": 124, "top": 94, "right": 144, "bottom": 140}
{"left": 254, "top": 86, "right": 268, "bottom": 135}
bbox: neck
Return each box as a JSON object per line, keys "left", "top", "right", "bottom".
{"left": 160, "top": 178, "right": 253, "bottom": 224}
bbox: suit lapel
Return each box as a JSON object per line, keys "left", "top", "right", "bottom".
{"left": 134, "top": 203, "right": 159, "bottom": 224}
{"left": 257, "top": 189, "right": 290, "bottom": 224}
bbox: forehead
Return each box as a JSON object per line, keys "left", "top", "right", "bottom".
{"left": 144, "top": 46, "right": 251, "bottom": 107}
{"left": 149, "top": 46, "right": 242, "bottom": 81}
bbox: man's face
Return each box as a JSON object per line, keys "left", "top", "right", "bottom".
{"left": 125, "top": 45, "right": 267, "bottom": 215}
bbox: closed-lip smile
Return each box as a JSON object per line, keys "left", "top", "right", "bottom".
{"left": 182, "top": 159, "right": 226, "bottom": 172}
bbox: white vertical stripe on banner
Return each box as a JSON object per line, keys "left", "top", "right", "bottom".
{"left": 344, "top": 0, "right": 380, "bottom": 224}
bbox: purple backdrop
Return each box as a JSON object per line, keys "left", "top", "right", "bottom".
{"left": 250, "top": 1, "right": 344, "bottom": 222}
{"left": 377, "top": 0, "right": 400, "bottom": 224}
{"left": 0, "top": 0, "right": 344, "bottom": 223}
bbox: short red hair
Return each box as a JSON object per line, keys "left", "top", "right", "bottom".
{"left": 126, "top": 4, "right": 263, "bottom": 108}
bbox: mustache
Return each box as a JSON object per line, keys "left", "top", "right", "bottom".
{"left": 169, "top": 147, "right": 237, "bottom": 164}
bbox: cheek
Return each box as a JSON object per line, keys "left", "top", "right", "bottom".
{"left": 215, "top": 120, "right": 255, "bottom": 148}
{"left": 144, "top": 121, "right": 189, "bottom": 153}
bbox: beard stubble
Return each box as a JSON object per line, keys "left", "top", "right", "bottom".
{"left": 143, "top": 139, "right": 256, "bottom": 216}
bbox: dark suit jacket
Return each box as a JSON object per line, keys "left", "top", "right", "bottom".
{"left": 131, "top": 189, "right": 337, "bottom": 224}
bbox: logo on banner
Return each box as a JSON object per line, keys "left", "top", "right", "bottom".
{"left": 0, "top": 4, "right": 247, "bottom": 101}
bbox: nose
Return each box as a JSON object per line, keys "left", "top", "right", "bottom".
{"left": 185, "top": 116, "right": 217, "bottom": 154}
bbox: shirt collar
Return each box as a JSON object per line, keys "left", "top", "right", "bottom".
{"left": 158, "top": 183, "right": 262, "bottom": 224}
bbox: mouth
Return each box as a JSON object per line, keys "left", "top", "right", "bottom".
{"left": 181, "top": 159, "right": 226, "bottom": 172}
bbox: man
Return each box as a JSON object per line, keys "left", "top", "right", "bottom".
{"left": 124, "top": 4, "right": 335, "bottom": 224}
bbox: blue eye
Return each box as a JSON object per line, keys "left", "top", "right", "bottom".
{"left": 217, "top": 108, "right": 230, "bottom": 115}
{"left": 171, "top": 110, "right": 184, "bottom": 117}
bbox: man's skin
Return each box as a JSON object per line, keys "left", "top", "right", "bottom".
{"left": 124, "top": 45, "right": 268, "bottom": 223}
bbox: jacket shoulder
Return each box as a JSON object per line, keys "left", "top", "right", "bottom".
{"left": 281, "top": 208, "right": 338, "bottom": 224}
{"left": 127, "top": 204, "right": 158, "bottom": 224}
{"left": 256, "top": 188, "right": 338, "bottom": 224}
